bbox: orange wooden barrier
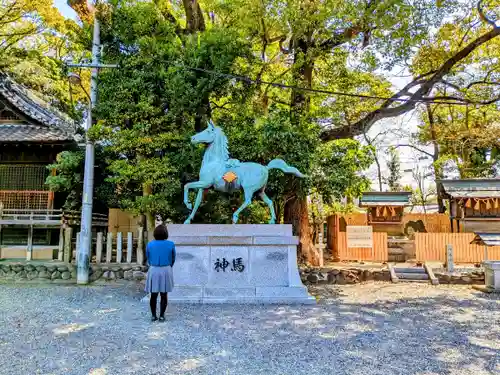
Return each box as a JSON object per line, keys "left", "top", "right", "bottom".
{"left": 337, "top": 232, "right": 388, "bottom": 261}
{"left": 403, "top": 213, "right": 450, "bottom": 233}
{"left": 415, "top": 233, "right": 500, "bottom": 263}
{"left": 341, "top": 213, "right": 367, "bottom": 226}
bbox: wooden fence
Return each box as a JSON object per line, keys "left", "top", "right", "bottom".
{"left": 415, "top": 233, "right": 500, "bottom": 263}
{"left": 340, "top": 213, "right": 367, "bottom": 226}
{"left": 63, "top": 228, "right": 145, "bottom": 265}
{"left": 403, "top": 213, "right": 450, "bottom": 233}
{"left": 337, "top": 232, "right": 388, "bottom": 262}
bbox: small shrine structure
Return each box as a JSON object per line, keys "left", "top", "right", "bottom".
{"left": 359, "top": 192, "right": 412, "bottom": 235}
{"left": 440, "top": 179, "right": 500, "bottom": 233}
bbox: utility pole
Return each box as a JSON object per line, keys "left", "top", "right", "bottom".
{"left": 66, "top": 11, "right": 117, "bottom": 284}
{"left": 77, "top": 16, "right": 100, "bottom": 284}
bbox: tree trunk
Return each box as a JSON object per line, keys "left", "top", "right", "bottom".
{"left": 284, "top": 196, "right": 321, "bottom": 266}
{"left": 427, "top": 104, "right": 445, "bottom": 213}
{"left": 375, "top": 156, "right": 383, "bottom": 191}
{"left": 142, "top": 183, "right": 155, "bottom": 234}
{"left": 182, "top": 0, "right": 206, "bottom": 33}
{"left": 290, "top": 37, "right": 313, "bottom": 124}
{"left": 286, "top": 32, "right": 320, "bottom": 265}
{"left": 181, "top": 0, "right": 209, "bottom": 132}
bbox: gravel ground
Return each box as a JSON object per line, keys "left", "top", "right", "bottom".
{"left": 0, "top": 283, "right": 499, "bottom": 375}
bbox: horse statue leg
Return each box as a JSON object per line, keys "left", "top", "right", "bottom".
{"left": 184, "top": 188, "right": 204, "bottom": 224}
{"left": 183, "top": 180, "right": 211, "bottom": 224}
{"left": 259, "top": 190, "right": 276, "bottom": 224}
{"left": 232, "top": 187, "right": 255, "bottom": 224}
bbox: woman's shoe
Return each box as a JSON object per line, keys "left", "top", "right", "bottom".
{"left": 159, "top": 316, "right": 165, "bottom": 322}
{"left": 151, "top": 316, "right": 158, "bottom": 322}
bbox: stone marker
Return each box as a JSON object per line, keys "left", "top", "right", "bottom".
{"left": 445, "top": 244, "right": 454, "bottom": 273}
{"left": 483, "top": 261, "right": 500, "bottom": 291}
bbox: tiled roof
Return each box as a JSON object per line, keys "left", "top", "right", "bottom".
{"left": 0, "top": 73, "right": 75, "bottom": 143}
{"left": 0, "top": 124, "right": 72, "bottom": 142}
{"left": 439, "top": 179, "right": 500, "bottom": 198}
{"left": 360, "top": 192, "right": 412, "bottom": 207}
{"left": 471, "top": 233, "right": 500, "bottom": 246}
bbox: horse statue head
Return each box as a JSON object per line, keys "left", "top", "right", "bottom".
{"left": 191, "top": 120, "right": 219, "bottom": 145}
{"left": 190, "top": 120, "right": 229, "bottom": 166}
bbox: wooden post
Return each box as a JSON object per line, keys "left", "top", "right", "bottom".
{"left": 63, "top": 227, "right": 73, "bottom": 263}
{"left": 57, "top": 227, "right": 64, "bottom": 261}
{"left": 484, "top": 245, "right": 488, "bottom": 262}
{"left": 332, "top": 214, "right": 340, "bottom": 262}
{"left": 126, "top": 232, "right": 133, "bottom": 263}
{"left": 106, "top": 232, "right": 113, "bottom": 263}
{"left": 26, "top": 223, "right": 34, "bottom": 261}
{"left": 96, "top": 232, "right": 103, "bottom": 264}
{"left": 116, "top": 232, "right": 123, "bottom": 263}
{"left": 137, "top": 227, "right": 144, "bottom": 265}
{"left": 318, "top": 222, "right": 324, "bottom": 266}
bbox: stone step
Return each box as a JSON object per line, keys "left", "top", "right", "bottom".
{"left": 388, "top": 255, "right": 406, "bottom": 262}
{"left": 388, "top": 247, "right": 405, "bottom": 255}
{"left": 397, "top": 272, "right": 429, "bottom": 280}
{"left": 394, "top": 267, "right": 426, "bottom": 274}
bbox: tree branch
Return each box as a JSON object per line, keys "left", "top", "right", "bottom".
{"left": 478, "top": 0, "right": 497, "bottom": 27}
{"left": 320, "top": 12, "right": 500, "bottom": 141}
{"left": 394, "top": 144, "right": 434, "bottom": 158}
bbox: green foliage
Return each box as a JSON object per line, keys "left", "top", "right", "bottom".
{"left": 0, "top": 0, "right": 89, "bottom": 117}
{"left": 311, "top": 139, "right": 374, "bottom": 204}
{"left": 91, "top": 1, "right": 252, "bottom": 223}
{"left": 90, "top": 1, "right": 384, "bottom": 223}
{"left": 45, "top": 149, "right": 117, "bottom": 212}
{"left": 385, "top": 146, "right": 402, "bottom": 191}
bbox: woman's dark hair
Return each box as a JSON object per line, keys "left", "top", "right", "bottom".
{"left": 153, "top": 225, "right": 169, "bottom": 240}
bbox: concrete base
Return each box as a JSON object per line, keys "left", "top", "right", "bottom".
{"left": 145, "top": 224, "right": 315, "bottom": 304}
{"left": 483, "top": 261, "right": 500, "bottom": 291}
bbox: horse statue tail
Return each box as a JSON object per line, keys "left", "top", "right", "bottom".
{"left": 267, "top": 159, "right": 306, "bottom": 178}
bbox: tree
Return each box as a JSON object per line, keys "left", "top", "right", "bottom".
{"left": 409, "top": 2, "right": 500, "bottom": 210}
{"left": 320, "top": 0, "right": 500, "bottom": 140}
{"left": 408, "top": 165, "right": 436, "bottom": 214}
{"left": 1, "top": 0, "right": 88, "bottom": 115}
{"left": 45, "top": 147, "right": 117, "bottom": 213}
{"left": 60, "top": 0, "right": 500, "bottom": 265}
{"left": 90, "top": 0, "right": 252, "bottom": 230}
{"left": 385, "top": 146, "right": 402, "bottom": 191}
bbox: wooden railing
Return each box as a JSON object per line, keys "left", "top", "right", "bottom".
{"left": 0, "top": 208, "right": 107, "bottom": 227}
{"left": 0, "top": 190, "right": 52, "bottom": 210}
{"left": 64, "top": 228, "right": 145, "bottom": 265}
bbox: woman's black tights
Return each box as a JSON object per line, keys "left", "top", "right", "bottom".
{"left": 150, "top": 292, "right": 168, "bottom": 318}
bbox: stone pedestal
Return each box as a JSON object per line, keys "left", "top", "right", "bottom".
{"left": 165, "top": 224, "right": 315, "bottom": 304}
{"left": 483, "top": 261, "right": 500, "bottom": 291}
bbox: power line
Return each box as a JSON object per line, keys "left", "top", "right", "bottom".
{"left": 173, "top": 65, "right": 496, "bottom": 107}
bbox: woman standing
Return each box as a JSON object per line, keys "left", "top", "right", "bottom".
{"left": 145, "top": 225, "right": 175, "bottom": 322}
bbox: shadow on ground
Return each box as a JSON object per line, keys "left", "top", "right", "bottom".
{"left": 0, "top": 283, "right": 498, "bottom": 375}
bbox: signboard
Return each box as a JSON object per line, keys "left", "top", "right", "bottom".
{"left": 346, "top": 226, "right": 373, "bottom": 248}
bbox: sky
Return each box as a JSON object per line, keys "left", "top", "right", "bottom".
{"left": 53, "top": 0, "right": 434, "bottom": 192}
{"left": 54, "top": 0, "right": 77, "bottom": 19}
